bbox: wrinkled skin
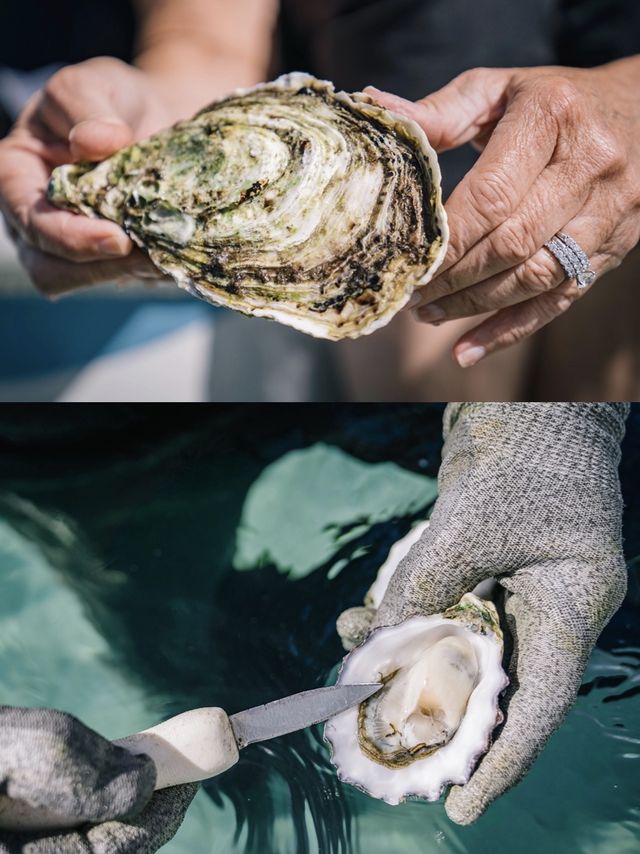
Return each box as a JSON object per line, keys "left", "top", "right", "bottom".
{"left": 374, "top": 60, "right": 640, "bottom": 366}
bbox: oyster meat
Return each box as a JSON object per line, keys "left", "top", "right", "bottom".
{"left": 325, "top": 593, "right": 508, "bottom": 804}
{"left": 48, "top": 73, "right": 448, "bottom": 340}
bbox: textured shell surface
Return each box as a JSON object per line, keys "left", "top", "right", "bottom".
{"left": 48, "top": 73, "right": 448, "bottom": 340}
{"left": 325, "top": 593, "right": 508, "bottom": 805}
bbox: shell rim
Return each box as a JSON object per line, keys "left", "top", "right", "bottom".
{"left": 324, "top": 607, "right": 508, "bottom": 805}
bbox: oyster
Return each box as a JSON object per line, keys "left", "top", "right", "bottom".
{"left": 48, "top": 73, "right": 448, "bottom": 340}
{"left": 325, "top": 593, "right": 507, "bottom": 804}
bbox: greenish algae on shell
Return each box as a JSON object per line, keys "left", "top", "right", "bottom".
{"left": 48, "top": 72, "right": 448, "bottom": 340}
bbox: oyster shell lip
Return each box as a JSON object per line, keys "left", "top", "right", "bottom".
{"left": 325, "top": 595, "right": 508, "bottom": 806}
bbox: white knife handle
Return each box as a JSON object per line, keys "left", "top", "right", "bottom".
{"left": 0, "top": 708, "right": 240, "bottom": 833}
{"left": 114, "top": 707, "right": 240, "bottom": 789}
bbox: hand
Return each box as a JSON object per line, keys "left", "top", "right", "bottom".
{"left": 369, "top": 59, "right": 640, "bottom": 367}
{"left": 0, "top": 706, "right": 197, "bottom": 853}
{"left": 337, "top": 403, "right": 628, "bottom": 823}
{"left": 0, "top": 57, "right": 171, "bottom": 298}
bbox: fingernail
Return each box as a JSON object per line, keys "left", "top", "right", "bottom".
{"left": 97, "top": 236, "right": 130, "bottom": 257}
{"left": 456, "top": 345, "right": 486, "bottom": 368}
{"left": 417, "top": 303, "right": 446, "bottom": 323}
{"left": 406, "top": 292, "right": 422, "bottom": 310}
{"left": 363, "top": 85, "right": 383, "bottom": 96}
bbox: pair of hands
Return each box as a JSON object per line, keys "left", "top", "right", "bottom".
{"left": 0, "top": 404, "right": 628, "bottom": 845}
{"left": 1, "top": 57, "right": 639, "bottom": 363}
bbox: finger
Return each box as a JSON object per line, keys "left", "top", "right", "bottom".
{"left": 336, "top": 606, "right": 376, "bottom": 650}
{"left": 412, "top": 162, "right": 591, "bottom": 310}
{"left": 85, "top": 784, "right": 199, "bottom": 854}
{"left": 445, "top": 575, "right": 588, "bottom": 825}
{"left": 451, "top": 255, "right": 607, "bottom": 367}
{"left": 418, "top": 210, "right": 607, "bottom": 324}
{"left": 0, "top": 707, "right": 156, "bottom": 823}
{"left": 439, "top": 83, "right": 561, "bottom": 278}
{"left": 35, "top": 63, "right": 136, "bottom": 160}
{"left": 69, "top": 117, "right": 133, "bottom": 161}
{"left": 445, "top": 670, "right": 573, "bottom": 825}
{"left": 364, "top": 67, "right": 510, "bottom": 152}
{"left": 17, "top": 240, "right": 161, "bottom": 298}
{"left": 38, "top": 87, "right": 133, "bottom": 161}
{"left": 0, "top": 140, "right": 133, "bottom": 260}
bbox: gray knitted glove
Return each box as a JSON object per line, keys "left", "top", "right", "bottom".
{"left": 337, "top": 403, "right": 628, "bottom": 825}
{"left": 0, "top": 707, "right": 198, "bottom": 853}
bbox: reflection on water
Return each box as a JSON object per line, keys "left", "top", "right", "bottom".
{"left": 0, "top": 406, "right": 638, "bottom": 854}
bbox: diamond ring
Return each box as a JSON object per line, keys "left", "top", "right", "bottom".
{"left": 543, "top": 232, "right": 596, "bottom": 289}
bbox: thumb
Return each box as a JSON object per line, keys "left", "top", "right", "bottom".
{"left": 69, "top": 116, "right": 133, "bottom": 161}
{"left": 365, "top": 67, "right": 511, "bottom": 152}
{"left": 336, "top": 606, "right": 376, "bottom": 650}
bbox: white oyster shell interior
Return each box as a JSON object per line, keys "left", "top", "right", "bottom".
{"left": 361, "top": 633, "right": 479, "bottom": 764}
{"left": 325, "top": 596, "right": 508, "bottom": 805}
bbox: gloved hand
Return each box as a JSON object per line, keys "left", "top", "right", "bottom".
{"left": 337, "top": 403, "right": 628, "bottom": 824}
{"left": 0, "top": 706, "right": 198, "bottom": 853}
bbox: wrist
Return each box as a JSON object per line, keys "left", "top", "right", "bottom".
{"left": 135, "top": 42, "right": 262, "bottom": 122}
{"left": 443, "top": 403, "right": 628, "bottom": 478}
{"left": 587, "top": 54, "right": 640, "bottom": 105}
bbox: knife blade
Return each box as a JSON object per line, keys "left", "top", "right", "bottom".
{"left": 230, "top": 683, "right": 381, "bottom": 749}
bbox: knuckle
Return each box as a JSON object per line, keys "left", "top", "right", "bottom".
{"left": 491, "top": 219, "right": 538, "bottom": 265}
{"left": 454, "top": 287, "right": 486, "bottom": 316}
{"left": 554, "top": 281, "right": 582, "bottom": 306}
{"left": 551, "top": 292, "right": 574, "bottom": 314}
{"left": 520, "top": 252, "right": 562, "bottom": 293}
{"left": 84, "top": 55, "right": 123, "bottom": 74}
{"left": 495, "top": 322, "right": 524, "bottom": 350}
{"left": 43, "top": 65, "right": 80, "bottom": 102}
{"left": 56, "top": 217, "right": 87, "bottom": 258}
{"left": 43, "top": 58, "right": 116, "bottom": 106}
{"left": 467, "top": 172, "right": 517, "bottom": 222}
{"left": 587, "top": 127, "right": 628, "bottom": 176}
{"left": 535, "top": 75, "right": 582, "bottom": 117}
{"left": 536, "top": 290, "right": 573, "bottom": 325}
{"left": 455, "top": 66, "right": 490, "bottom": 90}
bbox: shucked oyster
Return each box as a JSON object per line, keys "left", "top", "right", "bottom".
{"left": 325, "top": 593, "right": 507, "bottom": 805}
{"left": 48, "top": 73, "right": 448, "bottom": 340}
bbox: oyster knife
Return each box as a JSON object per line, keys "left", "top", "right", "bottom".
{"left": 113, "top": 682, "right": 381, "bottom": 791}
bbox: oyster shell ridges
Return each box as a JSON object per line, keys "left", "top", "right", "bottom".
{"left": 48, "top": 72, "right": 448, "bottom": 340}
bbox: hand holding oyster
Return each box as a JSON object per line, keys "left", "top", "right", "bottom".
{"left": 48, "top": 73, "right": 448, "bottom": 340}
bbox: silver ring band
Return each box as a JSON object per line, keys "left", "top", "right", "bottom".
{"left": 543, "top": 231, "right": 596, "bottom": 289}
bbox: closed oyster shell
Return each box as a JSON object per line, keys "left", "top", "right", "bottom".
{"left": 48, "top": 72, "right": 448, "bottom": 340}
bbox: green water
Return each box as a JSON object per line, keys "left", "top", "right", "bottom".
{"left": 0, "top": 407, "right": 638, "bottom": 853}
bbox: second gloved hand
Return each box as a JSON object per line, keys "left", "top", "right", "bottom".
{"left": 337, "top": 403, "right": 628, "bottom": 824}
{"left": 0, "top": 706, "right": 197, "bottom": 853}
